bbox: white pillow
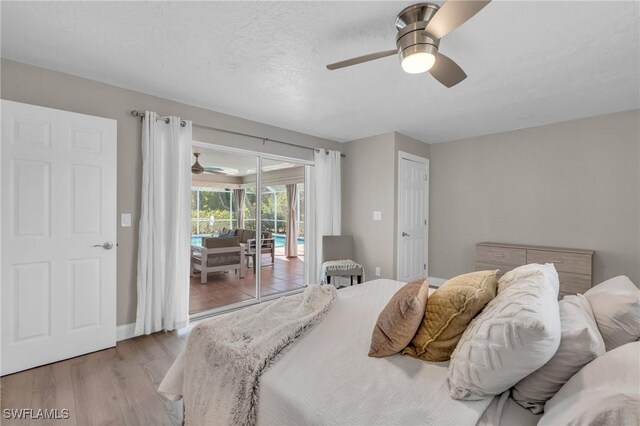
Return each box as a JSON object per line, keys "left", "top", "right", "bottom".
{"left": 539, "top": 342, "right": 640, "bottom": 426}
{"left": 584, "top": 275, "right": 640, "bottom": 351}
{"left": 448, "top": 264, "right": 561, "bottom": 400}
{"left": 497, "top": 262, "right": 560, "bottom": 296}
{"left": 512, "top": 294, "right": 605, "bottom": 413}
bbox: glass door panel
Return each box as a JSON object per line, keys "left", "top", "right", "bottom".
{"left": 260, "top": 158, "right": 306, "bottom": 297}
{"left": 189, "top": 146, "right": 258, "bottom": 314}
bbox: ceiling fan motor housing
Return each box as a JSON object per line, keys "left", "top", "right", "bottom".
{"left": 192, "top": 152, "right": 204, "bottom": 174}
{"left": 395, "top": 3, "right": 440, "bottom": 62}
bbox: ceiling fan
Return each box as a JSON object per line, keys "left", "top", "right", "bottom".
{"left": 326, "top": 1, "right": 491, "bottom": 88}
{"left": 191, "top": 152, "right": 227, "bottom": 175}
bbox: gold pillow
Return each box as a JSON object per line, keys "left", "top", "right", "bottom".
{"left": 368, "top": 278, "right": 430, "bottom": 358}
{"left": 403, "top": 270, "right": 497, "bottom": 362}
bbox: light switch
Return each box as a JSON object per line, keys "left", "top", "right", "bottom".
{"left": 373, "top": 211, "right": 382, "bottom": 221}
{"left": 121, "top": 213, "right": 132, "bottom": 227}
{"left": 375, "top": 267, "right": 381, "bottom": 276}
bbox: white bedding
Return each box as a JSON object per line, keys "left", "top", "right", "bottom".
{"left": 257, "top": 279, "right": 493, "bottom": 426}
{"left": 478, "top": 391, "right": 542, "bottom": 426}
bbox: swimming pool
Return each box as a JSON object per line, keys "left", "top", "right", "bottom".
{"left": 191, "top": 233, "right": 304, "bottom": 247}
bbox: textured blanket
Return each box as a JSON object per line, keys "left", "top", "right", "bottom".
{"left": 158, "top": 284, "right": 337, "bottom": 426}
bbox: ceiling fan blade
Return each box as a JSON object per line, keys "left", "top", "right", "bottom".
{"left": 424, "top": 0, "right": 491, "bottom": 39}
{"left": 429, "top": 52, "right": 467, "bottom": 88}
{"left": 203, "top": 168, "right": 227, "bottom": 176}
{"left": 326, "top": 49, "right": 397, "bottom": 70}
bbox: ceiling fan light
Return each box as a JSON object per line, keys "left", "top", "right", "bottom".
{"left": 401, "top": 51, "right": 436, "bottom": 74}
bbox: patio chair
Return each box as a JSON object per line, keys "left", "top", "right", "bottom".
{"left": 322, "top": 235, "right": 364, "bottom": 286}
{"left": 191, "top": 236, "right": 245, "bottom": 284}
{"left": 246, "top": 232, "right": 275, "bottom": 273}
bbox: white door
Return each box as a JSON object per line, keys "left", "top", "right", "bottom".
{"left": 1, "top": 100, "right": 117, "bottom": 375}
{"left": 397, "top": 153, "right": 429, "bottom": 282}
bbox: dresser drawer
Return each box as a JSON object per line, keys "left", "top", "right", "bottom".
{"left": 558, "top": 272, "right": 592, "bottom": 295}
{"left": 475, "top": 262, "right": 510, "bottom": 277}
{"left": 526, "top": 250, "right": 592, "bottom": 275}
{"left": 475, "top": 246, "right": 526, "bottom": 266}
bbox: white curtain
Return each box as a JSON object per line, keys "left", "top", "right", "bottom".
{"left": 285, "top": 183, "right": 298, "bottom": 258}
{"left": 313, "top": 150, "right": 342, "bottom": 282}
{"left": 135, "top": 111, "right": 192, "bottom": 335}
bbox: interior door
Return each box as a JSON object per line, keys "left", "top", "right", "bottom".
{"left": 1, "top": 100, "right": 117, "bottom": 375}
{"left": 397, "top": 154, "right": 429, "bottom": 282}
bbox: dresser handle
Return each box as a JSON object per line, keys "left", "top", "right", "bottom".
{"left": 494, "top": 254, "right": 505, "bottom": 258}
{"left": 550, "top": 260, "right": 564, "bottom": 264}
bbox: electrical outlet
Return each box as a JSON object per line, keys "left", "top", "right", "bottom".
{"left": 373, "top": 211, "right": 382, "bottom": 221}
{"left": 375, "top": 267, "right": 381, "bottom": 276}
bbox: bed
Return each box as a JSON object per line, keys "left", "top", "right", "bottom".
{"left": 256, "top": 279, "right": 540, "bottom": 426}
{"left": 164, "top": 272, "right": 640, "bottom": 425}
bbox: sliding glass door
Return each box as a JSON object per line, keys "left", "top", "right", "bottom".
{"left": 189, "top": 143, "right": 309, "bottom": 317}
{"left": 189, "top": 147, "right": 259, "bottom": 315}
{"left": 259, "top": 159, "right": 306, "bottom": 297}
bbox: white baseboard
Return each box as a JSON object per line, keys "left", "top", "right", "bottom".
{"left": 428, "top": 276, "right": 447, "bottom": 287}
{"left": 116, "top": 320, "right": 190, "bottom": 342}
{"left": 116, "top": 323, "right": 139, "bottom": 341}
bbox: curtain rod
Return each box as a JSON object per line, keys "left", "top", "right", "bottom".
{"left": 128, "top": 110, "right": 345, "bottom": 158}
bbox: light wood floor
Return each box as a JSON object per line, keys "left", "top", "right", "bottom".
{"left": 1, "top": 329, "right": 189, "bottom": 426}
{"left": 1, "top": 256, "right": 306, "bottom": 425}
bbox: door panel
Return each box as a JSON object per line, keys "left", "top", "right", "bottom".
{"left": 71, "top": 165, "right": 102, "bottom": 234}
{"left": 1, "top": 100, "right": 117, "bottom": 375}
{"left": 398, "top": 155, "right": 429, "bottom": 282}
{"left": 12, "top": 261, "right": 51, "bottom": 342}
{"left": 12, "top": 159, "right": 51, "bottom": 237}
{"left": 69, "top": 257, "right": 102, "bottom": 330}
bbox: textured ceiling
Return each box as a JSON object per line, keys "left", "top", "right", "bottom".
{"left": 2, "top": 1, "right": 639, "bottom": 143}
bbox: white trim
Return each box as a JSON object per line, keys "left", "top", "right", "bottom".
{"left": 117, "top": 323, "right": 139, "bottom": 341}
{"left": 117, "top": 320, "right": 189, "bottom": 341}
{"left": 189, "top": 287, "right": 306, "bottom": 322}
{"left": 428, "top": 276, "right": 447, "bottom": 287}
{"left": 189, "top": 298, "right": 259, "bottom": 321}
{"left": 191, "top": 140, "right": 315, "bottom": 166}
{"left": 396, "top": 152, "right": 429, "bottom": 281}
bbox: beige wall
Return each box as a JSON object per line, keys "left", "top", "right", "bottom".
{"left": 429, "top": 110, "right": 640, "bottom": 285}
{"left": 342, "top": 132, "right": 429, "bottom": 280}
{"left": 1, "top": 59, "right": 341, "bottom": 325}
{"left": 343, "top": 133, "right": 396, "bottom": 279}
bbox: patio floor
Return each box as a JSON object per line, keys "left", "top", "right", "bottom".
{"left": 189, "top": 254, "right": 305, "bottom": 314}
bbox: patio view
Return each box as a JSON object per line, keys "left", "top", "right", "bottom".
{"left": 189, "top": 148, "right": 306, "bottom": 314}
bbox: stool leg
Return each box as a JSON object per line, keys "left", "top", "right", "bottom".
{"left": 357, "top": 275, "right": 362, "bottom": 284}
{"left": 350, "top": 276, "right": 353, "bottom": 286}
{"left": 327, "top": 276, "right": 331, "bottom": 285}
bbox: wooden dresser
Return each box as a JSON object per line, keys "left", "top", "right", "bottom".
{"left": 475, "top": 242, "right": 594, "bottom": 298}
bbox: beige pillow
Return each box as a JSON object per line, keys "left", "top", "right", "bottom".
{"left": 368, "top": 278, "right": 429, "bottom": 358}
{"left": 403, "top": 270, "right": 497, "bottom": 362}
{"left": 584, "top": 275, "right": 640, "bottom": 351}
{"left": 512, "top": 294, "right": 606, "bottom": 413}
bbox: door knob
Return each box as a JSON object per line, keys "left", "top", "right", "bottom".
{"left": 93, "top": 242, "right": 114, "bottom": 250}
{"left": 402, "top": 232, "right": 410, "bottom": 237}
